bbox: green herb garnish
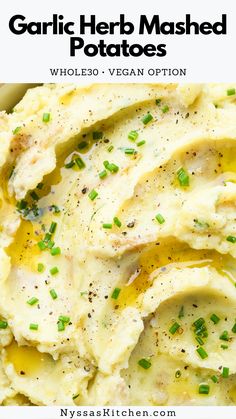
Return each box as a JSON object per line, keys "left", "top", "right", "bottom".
{"left": 128, "top": 130, "right": 138, "bottom": 141}
{"left": 199, "top": 384, "right": 210, "bottom": 394}
{"left": 88, "top": 189, "right": 98, "bottom": 201}
{"left": 177, "top": 167, "right": 189, "bottom": 187}
{"left": 29, "top": 323, "right": 38, "bottom": 330}
{"left": 210, "top": 314, "right": 220, "bottom": 324}
{"left": 196, "top": 347, "right": 208, "bottom": 359}
{"left": 113, "top": 217, "right": 122, "bottom": 227}
{"left": 111, "top": 287, "right": 121, "bottom": 300}
{"left": 169, "top": 322, "right": 181, "bottom": 335}
{"left": 27, "top": 297, "right": 39, "bottom": 306}
{"left": 226, "top": 236, "right": 236, "bottom": 243}
{"left": 227, "top": 88, "right": 235, "bottom": 96}
{"left": 138, "top": 358, "right": 151, "bottom": 369}
{"left": 50, "top": 266, "right": 59, "bottom": 275}
{"left": 50, "top": 289, "right": 58, "bottom": 300}
{"left": 155, "top": 213, "right": 165, "bottom": 224}
{"left": 141, "top": 113, "right": 153, "bottom": 125}
{"left": 42, "top": 113, "right": 50, "bottom": 123}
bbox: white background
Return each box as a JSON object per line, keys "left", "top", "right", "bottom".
{"left": 0, "top": 406, "right": 236, "bottom": 419}
{"left": 0, "top": 0, "right": 235, "bottom": 82}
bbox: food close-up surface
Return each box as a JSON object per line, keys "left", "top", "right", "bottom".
{"left": 1, "top": 83, "right": 236, "bottom": 406}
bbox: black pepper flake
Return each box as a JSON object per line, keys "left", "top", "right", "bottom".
{"left": 81, "top": 187, "right": 88, "bottom": 194}
{"left": 127, "top": 221, "right": 135, "bottom": 228}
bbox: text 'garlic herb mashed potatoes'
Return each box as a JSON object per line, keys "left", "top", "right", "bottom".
{"left": 1, "top": 83, "right": 236, "bottom": 406}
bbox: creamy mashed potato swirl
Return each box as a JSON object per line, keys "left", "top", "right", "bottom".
{"left": 0, "top": 83, "right": 236, "bottom": 405}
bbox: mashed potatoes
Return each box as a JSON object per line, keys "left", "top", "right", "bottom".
{"left": 0, "top": 83, "right": 236, "bottom": 405}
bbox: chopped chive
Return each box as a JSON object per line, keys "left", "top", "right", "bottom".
{"left": 16, "top": 200, "right": 28, "bottom": 210}
{"left": 222, "top": 367, "right": 229, "bottom": 378}
{"left": 226, "top": 235, "right": 236, "bottom": 243}
{"left": 161, "top": 105, "right": 169, "bottom": 113}
{"left": 196, "top": 347, "right": 208, "bottom": 359}
{"left": 211, "top": 375, "right": 218, "bottom": 383}
{"left": 65, "top": 160, "right": 75, "bottom": 169}
{"left": 0, "top": 320, "right": 8, "bottom": 329}
{"left": 219, "top": 330, "right": 229, "bottom": 341}
{"left": 37, "top": 182, "right": 44, "bottom": 190}
{"left": 99, "top": 170, "right": 107, "bottom": 179}
{"left": 178, "top": 305, "right": 184, "bottom": 319}
{"left": 177, "top": 167, "right": 189, "bottom": 187}
{"left": 92, "top": 131, "right": 103, "bottom": 140}
{"left": 195, "top": 327, "right": 208, "bottom": 338}
{"left": 38, "top": 240, "right": 47, "bottom": 251}
{"left": 37, "top": 263, "right": 45, "bottom": 273}
{"left": 155, "top": 213, "right": 165, "bottom": 224}
{"left": 124, "top": 148, "right": 136, "bottom": 155}
{"left": 49, "top": 222, "right": 57, "bottom": 234}
{"left": 75, "top": 156, "right": 85, "bottom": 169}
{"left": 103, "top": 160, "right": 109, "bottom": 169}
{"left": 169, "top": 322, "right": 180, "bottom": 335}
{"left": 88, "top": 189, "right": 98, "bottom": 201}
{"left": 128, "top": 130, "right": 139, "bottom": 141}
{"left": 30, "top": 191, "right": 39, "bottom": 201}
{"left": 42, "top": 112, "right": 50, "bottom": 123}
{"left": 193, "top": 318, "right": 205, "bottom": 329}
{"left": 141, "top": 113, "right": 153, "bottom": 125}
{"left": 113, "top": 217, "right": 122, "bottom": 227}
{"left": 27, "top": 297, "right": 39, "bottom": 306}
{"left": 59, "top": 315, "right": 70, "bottom": 323}
{"left": 199, "top": 384, "right": 210, "bottom": 395}
{"left": 50, "top": 266, "right": 59, "bottom": 275}
{"left": 29, "top": 323, "right": 38, "bottom": 330}
{"left": 107, "top": 145, "right": 114, "bottom": 152}
{"left": 111, "top": 287, "right": 121, "bottom": 300}
{"left": 210, "top": 314, "right": 220, "bottom": 324}
{"left": 78, "top": 141, "right": 88, "bottom": 150}
{"left": 51, "top": 204, "right": 60, "bottom": 214}
{"left": 138, "top": 358, "right": 151, "bottom": 369}
{"left": 50, "top": 247, "right": 61, "bottom": 256}
{"left": 107, "top": 163, "right": 119, "bottom": 173}
{"left": 137, "top": 140, "right": 146, "bottom": 147}
{"left": 221, "top": 344, "right": 228, "bottom": 350}
{"left": 175, "top": 369, "right": 181, "bottom": 378}
{"left": 196, "top": 336, "right": 204, "bottom": 345}
{"left": 47, "top": 240, "right": 55, "bottom": 249}
{"left": 103, "top": 160, "right": 119, "bottom": 173}
{"left": 227, "top": 88, "right": 235, "bottom": 96}
{"left": 155, "top": 98, "right": 162, "bottom": 105}
{"left": 12, "top": 126, "right": 21, "bottom": 135}
{"left": 102, "top": 223, "right": 112, "bottom": 229}
{"left": 44, "top": 233, "right": 52, "bottom": 242}
{"left": 58, "top": 320, "right": 65, "bottom": 332}
{"left": 50, "top": 289, "right": 58, "bottom": 300}
{"left": 231, "top": 322, "right": 236, "bottom": 333}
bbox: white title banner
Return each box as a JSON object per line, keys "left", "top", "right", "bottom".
{"left": 0, "top": 0, "right": 235, "bottom": 82}
{"left": 0, "top": 406, "right": 235, "bottom": 419}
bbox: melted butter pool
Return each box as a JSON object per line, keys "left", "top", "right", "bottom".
{"left": 6, "top": 341, "right": 54, "bottom": 377}
{"left": 118, "top": 239, "right": 236, "bottom": 309}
